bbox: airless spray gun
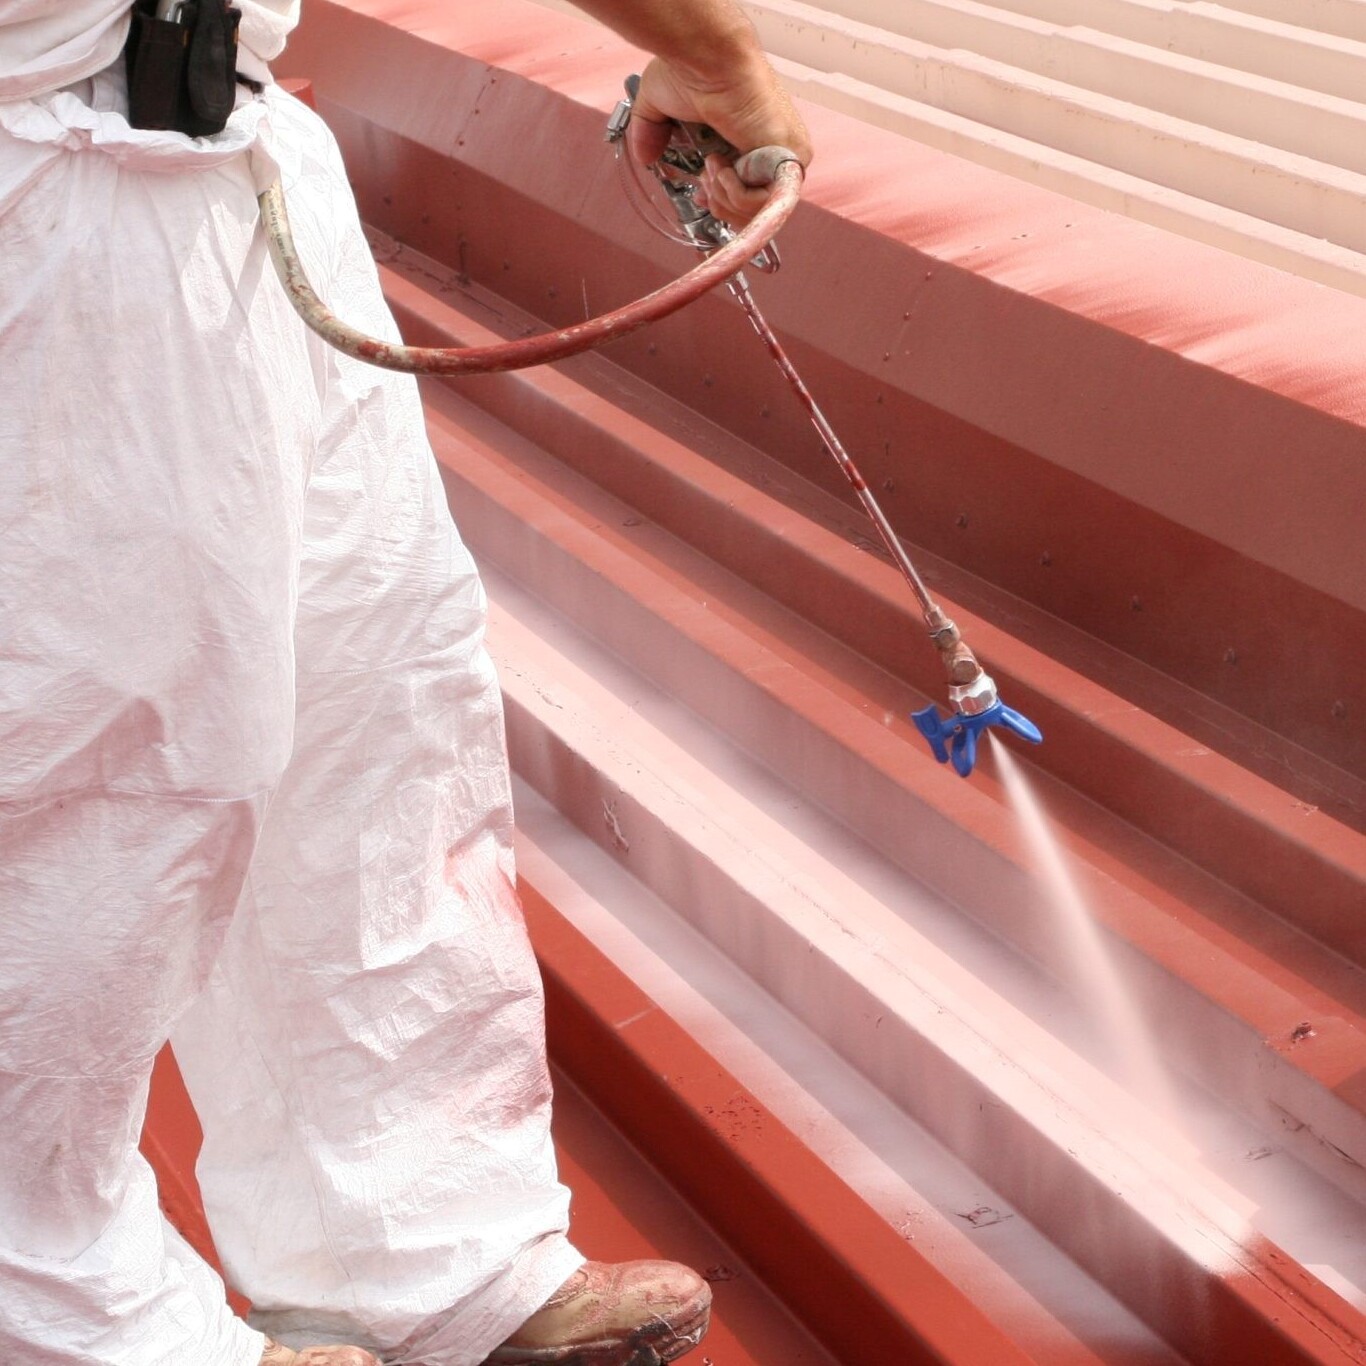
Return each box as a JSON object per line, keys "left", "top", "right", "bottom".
{"left": 258, "top": 79, "right": 1039, "bottom": 777}
{"left": 606, "top": 79, "right": 1041, "bottom": 778}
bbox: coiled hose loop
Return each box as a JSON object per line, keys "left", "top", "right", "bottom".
{"left": 258, "top": 147, "right": 803, "bottom": 376}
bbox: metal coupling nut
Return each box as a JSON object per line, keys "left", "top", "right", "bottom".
{"left": 948, "top": 670, "right": 1001, "bottom": 716}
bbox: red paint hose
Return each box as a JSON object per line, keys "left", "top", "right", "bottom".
{"left": 257, "top": 147, "right": 803, "bottom": 376}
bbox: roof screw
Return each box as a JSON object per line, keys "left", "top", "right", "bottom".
{"left": 760, "top": 405, "right": 770, "bottom": 418}
{"left": 882, "top": 351, "right": 892, "bottom": 361}
{"left": 1131, "top": 595, "right": 1142, "bottom": 611}
{"left": 1332, "top": 699, "right": 1347, "bottom": 720}
{"left": 548, "top": 285, "right": 558, "bottom": 299}
{"left": 647, "top": 343, "right": 658, "bottom": 355}
{"left": 955, "top": 513, "right": 969, "bottom": 529}
{"left": 1224, "top": 648, "right": 1238, "bottom": 665}
{"left": 1040, "top": 551, "right": 1052, "bottom": 567}
{"left": 703, "top": 374, "right": 714, "bottom": 387}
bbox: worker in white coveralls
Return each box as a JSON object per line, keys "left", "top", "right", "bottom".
{"left": 0, "top": 0, "right": 811, "bottom": 1362}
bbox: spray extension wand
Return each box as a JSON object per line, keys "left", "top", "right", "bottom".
{"left": 606, "top": 80, "right": 1040, "bottom": 777}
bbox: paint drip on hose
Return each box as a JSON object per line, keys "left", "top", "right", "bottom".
{"left": 606, "top": 78, "right": 1041, "bottom": 777}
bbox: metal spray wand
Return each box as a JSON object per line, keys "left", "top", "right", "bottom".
{"left": 608, "top": 82, "right": 1041, "bottom": 777}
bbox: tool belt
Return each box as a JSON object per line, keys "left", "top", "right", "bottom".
{"left": 125, "top": 0, "right": 243, "bottom": 137}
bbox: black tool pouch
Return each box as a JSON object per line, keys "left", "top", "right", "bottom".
{"left": 125, "top": 0, "right": 241, "bottom": 137}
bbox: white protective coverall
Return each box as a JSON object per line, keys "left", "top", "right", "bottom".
{"left": 0, "top": 8, "right": 583, "bottom": 1364}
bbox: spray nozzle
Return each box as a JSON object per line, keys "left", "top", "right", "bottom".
{"left": 912, "top": 694, "right": 1043, "bottom": 777}
{"left": 910, "top": 615, "right": 1042, "bottom": 775}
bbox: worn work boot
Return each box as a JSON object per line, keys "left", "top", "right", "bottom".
{"left": 260, "top": 1339, "right": 380, "bottom": 1366}
{"left": 484, "top": 1260, "right": 712, "bottom": 1365}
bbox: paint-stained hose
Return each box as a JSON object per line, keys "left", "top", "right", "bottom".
{"left": 257, "top": 147, "right": 803, "bottom": 376}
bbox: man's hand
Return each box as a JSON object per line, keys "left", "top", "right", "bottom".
{"left": 572, "top": 0, "right": 812, "bottom": 225}
{"left": 626, "top": 52, "right": 811, "bottom": 225}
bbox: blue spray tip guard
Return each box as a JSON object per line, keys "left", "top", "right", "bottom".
{"left": 911, "top": 699, "right": 1043, "bottom": 778}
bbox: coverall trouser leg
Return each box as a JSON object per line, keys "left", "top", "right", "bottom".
{"left": 0, "top": 75, "right": 578, "bottom": 1366}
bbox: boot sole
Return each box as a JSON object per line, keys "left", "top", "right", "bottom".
{"left": 484, "top": 1295, "right": 711, "bottom": 1365}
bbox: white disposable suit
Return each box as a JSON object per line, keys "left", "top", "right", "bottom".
{"left": 0, "top": 20, "right": 583, "bottom": 1366}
